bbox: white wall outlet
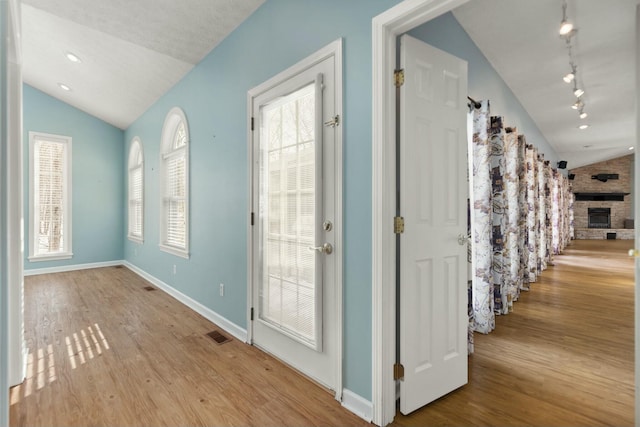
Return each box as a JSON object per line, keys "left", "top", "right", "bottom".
{"left": 219, "top": 283, "right": 224, "bottom": 297}
{"left": 173, "top": 264, "right": 176, "bottom": 275}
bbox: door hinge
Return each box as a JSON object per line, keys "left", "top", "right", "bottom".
{"left": 250, "top": 307, "right": 254, "bottom": 321}
{"left": 394, "top": 69, "right": 405, "bottom": 88}
{"left": 394, "top": 216, "right": 405, "bottom": 234}
{"left": 251, "top": 117, "right": 254, "bottom": 131}
{"left": 394, "top": 363, "right": 405, "bottom": 381}
{"left": 251, "top": 212, "right": 255, "bottom": 226}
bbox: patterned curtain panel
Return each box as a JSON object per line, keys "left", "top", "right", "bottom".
{"left": 537, "top": 155, "right": 547, "bottom": 272}
{"left": 569, "top": 188, "right": 575, "bottom": 240}
{"left": 544, "top": 161, "right": 554, "bottom": 266}
{"left": 489, "top": 116, "right": 509, "bottom": 315}
{"left": 504, "top": 128, "right": 520, "bottom": 307}
{"left": 551, "top": 169, "right": 561, "bottom": 255}
{"left": 517, "top": 135, "right": 530, "bottom": 290}
{"left": 525, "top": 145, "right": 540, "bottom": 282}
{"left": 470, "top": 100, "right": 495, "bottom": 334}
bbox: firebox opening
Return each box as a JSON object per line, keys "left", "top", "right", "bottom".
{"left": 588, "top": 207, "right": 611, "bottom": 229}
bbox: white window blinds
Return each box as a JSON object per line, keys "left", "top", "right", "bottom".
{"left": 128, "top": 138, "right": 144, "bottom": 242}
{"left": 29, "top": 132, "right": 72, "bottom": 261}
{"left": 160, "top": 108, "right": 189, "bottom": 258}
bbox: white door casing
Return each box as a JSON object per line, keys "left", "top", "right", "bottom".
{"left": 398, "top": 34, "right": 468, "bottom": 415}
{"left": 247, "top": 40, "right": 343, "bottom": 397}
{"left": 371, "top": 1, "right": 470, "bottom": 424}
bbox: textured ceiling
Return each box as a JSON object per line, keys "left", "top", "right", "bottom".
{"left": 21, "top": 0, "right": 264, "bottom": 129}
{"left": 454, "top": 0, "right": 638, "bottom": 169}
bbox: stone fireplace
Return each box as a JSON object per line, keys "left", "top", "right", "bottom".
{"left": 569, "top": 154, "right": 634, "bottom": 240}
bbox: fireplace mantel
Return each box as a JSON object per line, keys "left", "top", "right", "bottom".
{"left": 573, "top": 192, "right": 629, "bottom": 201}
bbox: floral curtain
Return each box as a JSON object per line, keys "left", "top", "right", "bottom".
{"left": 469, "top": 100, "right": 495, "bottom": 334}
{"left": 489, "top": 116, "right": 509, "bottom": 315}
{"left": 468, "top": 100, "right": 574, "bottom": 335}
{"left": 504, "top": 128, "right": 520, "bottom": 307}
{"left": 517, "top": 135, "right": 530, "bottom": 290}
{"left": 525, "top": 145, "right": 540, "bottom": 282}
{"left": 537, "top": 155, "right": 548, "bottom": 271}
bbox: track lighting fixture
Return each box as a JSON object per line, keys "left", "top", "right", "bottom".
{"left": 573, "top": 87, "right": 584, "bottom": 98}
{"left": 563, "top": 72, "right": 575, "bottom": 83}
{"left": 559, "top": 2, "right": 573, "bottom": 35}
{"left": 560, "top": 1, "right": 590, "bottom": 123}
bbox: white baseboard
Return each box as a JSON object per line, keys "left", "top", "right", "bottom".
{"left": 123, "top": 262, "right": 248, "bottom": 342}
{"left": 24, "top": 260, "right": 125, "bottom": 276}
{"left": 341, "top": 389, "right": 373, "bottom": 423}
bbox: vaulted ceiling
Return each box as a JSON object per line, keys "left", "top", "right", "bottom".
{"left": 21, "top": 0, "right": 265, "bottom": 129}
{"left": 21, "top": 0, "right": 638, "bottom": 169}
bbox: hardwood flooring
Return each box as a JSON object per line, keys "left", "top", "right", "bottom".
{"left": 10, "top": 266, "right": 368, "bottom": 427}
{"left": 393, "top": 239, "right": 635, "bottom": 426}
{"left": 10, "top": 239, "right": 635, "bottom": 426}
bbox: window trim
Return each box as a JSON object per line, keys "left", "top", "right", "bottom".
{"left": 127, "top": 137, "right": 144, "bottom": 243}
{"left": 28, "top": 131, "right": 73, "bottom": 262}
{"left": 159, "top": 107, "right": 190, "bottom": 259}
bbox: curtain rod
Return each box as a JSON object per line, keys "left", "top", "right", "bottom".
{"left": 467, "top": 96, "right": 481, "bottom": 109}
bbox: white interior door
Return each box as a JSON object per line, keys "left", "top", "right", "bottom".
{"left": 249, "top": 42, "right": 342, "bottom": 392}
{"left": 398, "top": 34, "right": 469, "bottom": 415}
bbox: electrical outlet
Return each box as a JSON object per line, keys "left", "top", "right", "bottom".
{"left": 219, "top": 283, "right": 224, "bottom": 297}
{"left": 173, "top": 264, "right": 176, "bottom": 275}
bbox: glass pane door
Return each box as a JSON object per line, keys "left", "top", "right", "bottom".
{"left": 258, "top": 81, "right": 322, "bottom": 350}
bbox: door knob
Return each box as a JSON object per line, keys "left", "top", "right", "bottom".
{"left": 309, "top": 243, "right": 333, "bottom": 255}
{"left": 457, "top": 233, "right": 470, "bottom": 246}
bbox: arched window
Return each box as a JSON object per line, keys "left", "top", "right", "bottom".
{"left": 159, "top": 107, "right": 189, "bottom": 258}
{"left": 127, "top": 137, "right": 144, "bottom": 243}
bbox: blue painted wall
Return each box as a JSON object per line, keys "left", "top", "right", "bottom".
{"left": 409, "top": 12, "right": 560, "bottom": 163}
{"left": 23, "top": 85, "right": 124, "bottom": 270}
{"left": 124, "top": 0, "right": 400, "bottom": 400}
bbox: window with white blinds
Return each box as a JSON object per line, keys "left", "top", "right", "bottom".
{"left": 28, "top": 132, "right": 73, "bottom": 261}
{"left": 128, "top": 137, "right": 144, "bottom": 243}
{"left": 159, "top": 108, "right": 189, "bottom": 258}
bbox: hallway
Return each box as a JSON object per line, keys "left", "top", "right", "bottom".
{"left": 393, "top": 239, "right": 635, "bottom": 426}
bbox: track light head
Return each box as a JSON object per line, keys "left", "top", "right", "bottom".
{"left": 563, "top": 72, "right": 575, "bottom": 83}
{"left": 559, "top": 20, "right": 574, "bottom": 35}
{"left": 574, "top": 88, "right": 584, "bottom": 97}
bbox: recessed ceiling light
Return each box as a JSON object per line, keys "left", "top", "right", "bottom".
{"left": 65, "top": 51, "right": 81, "bottom": 63}
{"left": 58, "top": 83, "right": 71, "bottom": 91}
{"left": 578, "top": 124, "right": 589, "bottom": 130}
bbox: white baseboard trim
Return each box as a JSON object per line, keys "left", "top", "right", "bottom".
{"left": 123, "top": 262, "right": 248, "bottom": 343}
{"left": 23, "top": 260, "right": 125, "bottom": 276}
{"left": 341, "top": 389, "right": 373, "bottom": 423}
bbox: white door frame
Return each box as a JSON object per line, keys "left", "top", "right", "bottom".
{"left": 371, "top": 1, "right": 469, "bottom": 425}
{"left": 246, "top": 39, "right": 344, "bottom": 400}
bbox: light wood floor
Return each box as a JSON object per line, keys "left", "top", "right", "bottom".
{"left": 393, "top": 239, "right": 635, "bottom": 426}
{"left": 10, "top": 267, "right": 369, "bottom": 427}
{"left": 10, "top": 239, "right": 635, "bottom": 426}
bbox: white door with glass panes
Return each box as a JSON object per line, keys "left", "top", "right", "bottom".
{"left": 249, "top": 41, "right": 342, "bottom": 392}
